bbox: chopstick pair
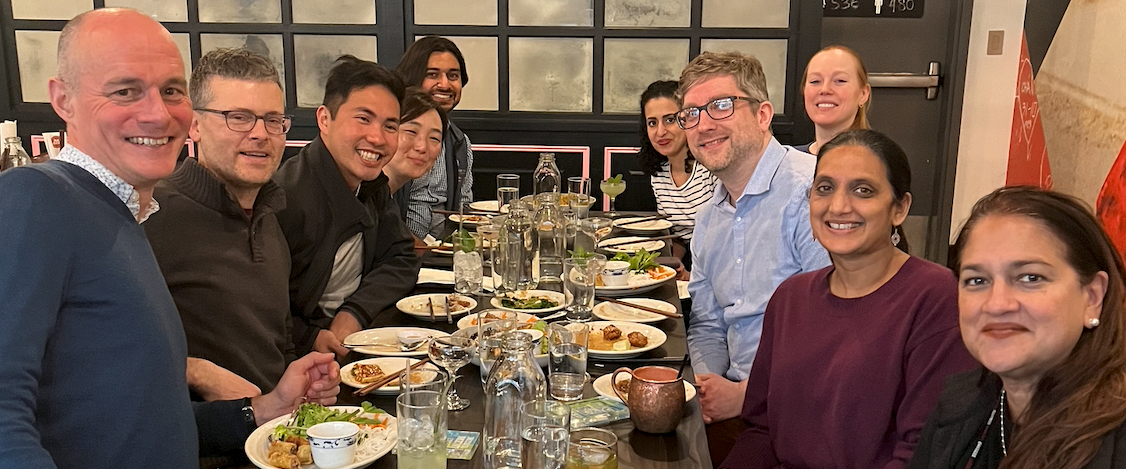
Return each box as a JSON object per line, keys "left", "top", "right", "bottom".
{"left": 613, "top": 215, "right": 668, "bottom": 228}
{"left": 433, "top": 209, "right": 495, "bottom": 216}
{"left": 599, "top": 234, "right": 680, "bottom": 249}
{"left": 353, "top": 358, "right": 432, "bottom": 396}
{"left": 596, "top": 297, "right": 682, "bottom": 319}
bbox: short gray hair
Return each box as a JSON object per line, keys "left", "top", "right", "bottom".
{"left": 189, "top": 48, "right": 281, "bottom": 108}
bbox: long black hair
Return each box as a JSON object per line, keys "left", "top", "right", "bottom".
{"left": 637, "top": 80, "right": 692, "bottom": 177}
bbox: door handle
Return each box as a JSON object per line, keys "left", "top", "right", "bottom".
{"left": 868, "top": 61, "right": 941, "bottom": 100}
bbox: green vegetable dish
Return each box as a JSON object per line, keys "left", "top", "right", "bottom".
{"left": 499, "top": 296, "right": 560, "bottom": 310}
{"left": 612, "top": 248, "right": 660, "bottom": 273}
{"left": 272, "top": 402, "right": 387, "bottom": 441}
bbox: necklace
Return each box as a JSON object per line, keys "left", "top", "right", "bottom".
{"left": 1000, "top": 389, "right": 1008, "bottom": 456}
{"left": 963, "top": 389, "right": 1008, "bottom": 469}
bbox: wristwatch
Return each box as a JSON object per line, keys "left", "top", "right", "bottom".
{"left": 241, "top": 397, "right": 257, "bottom": 434}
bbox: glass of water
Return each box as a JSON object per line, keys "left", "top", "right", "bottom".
{"left": 497, "top": 174, "right": 520, "bottom": 212}
{"left": 564, "top": 254, "right": 606, "bottom": 322}
{"left": 397, "top": 390, "right": 448, "bottom": 469}
{"left": 567, "top": 427, "right": 618, "bottom": 469}
{"left": 521, "top": 400, "right": 571, "bottom": 469}
{"left": 475, "top": 313, "right": 516, "bottom": 385}
{"left": 548, "top": 321, "right": 589, "bottom": 401}
{"left": 452, "top": 231, "right": 483, "bottom": 297}
{"left": 429, "top": 335, "right": 474, "bottom": 411}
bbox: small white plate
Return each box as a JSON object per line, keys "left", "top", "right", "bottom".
{"left": 343, "top": 327, "right": 446, "bottom": 357}
{"left": 340, "top": 357, "right": 441, "bottom": 394}
{"left": 396, "top": 293, "right": 476, "bottom": 319}
{"left": 490, "top": 290, "right": 567, "bottom": 314}
{"left": 612, "top": 217, "right": 674, "bottom": 233}
{"left": 469, "top": 200, "right": 499, "bottom": 212}
{"left": 244, "top": 406, "right": 396, "bottom": 469}
{"left": 456, "top": 310, "right": 539, "bottom": 330}
{"left": 447, "top": 214, "right": 491, "bottom": 225}
{"left": 598, "top": 236, "right": 666, "bottom": 254}
{"left": 592, "top": 373, "right": 696, "bottom": 402}
{"left": 595, "top": 265, "right": 677, "bottom": 297}
{"left": 585, "top": 321, "right": 667, "bottom": 359}
{"left": 592, "top": 298, "right": 677, "bottom": 324}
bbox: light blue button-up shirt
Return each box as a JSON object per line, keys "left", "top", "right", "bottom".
{"left": 54, "top": 145, "right": 159, "bottom": 223}
{"left": 687, "top": 137, "right": 831, "bottom": 381}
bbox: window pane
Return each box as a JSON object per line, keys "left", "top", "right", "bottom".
{"left": 15, "top": 31, "right": 59, "bottom": 103}
{"left": 294, "top": 35, "right": 377, "bottom": 108}
{"left": 509, "top": 38, "right": 593, "bottom": 112}
{"left": 105, "top": 0, "right": 187, "bottom": 22}
{"left": 170, "top": 33, "right": 192, "bottom": 82}
{"left": 12, "top": 0, "right": 90, "bottom": 20}
{"left": 200, "top": 34, "right": 286, "bottom": 97}
{"left": 604, "top": 39, "right": 689, "bottom": 114}
{"left": 199, "top": 0, "right": 281, "bottom": 23}
{"left": 701, "top": 39, "right": 788, "bottom": 108}
{"left": 414, "top": 0, "right": 497, "bottom": 25}
{"left": 444, "top": 37, "right": 498, "bottom": 111}
{"left": 510, "top": 0, "right": 592, "bottom": 27}
{"left": 293, "top": 0, "right": 375, "bottom": 24}
{"left": 605, "top": 0, "right": 689, "bottom": 28}
{"left": 701, "top": 0, "right": 788, "bottom": 28}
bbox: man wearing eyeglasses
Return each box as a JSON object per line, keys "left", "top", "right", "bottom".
{"left": 145, "top": 48, "right": 295, "bottom": 407}
{"left": 677, "top": 51, "right": 830, "bottom": 462}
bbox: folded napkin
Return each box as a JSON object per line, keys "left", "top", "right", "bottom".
{"left": 417, "top": 268, "right": 495, "bottom": 291}
{"left": 677, "top": 280, "right": 689, "bottom": 300}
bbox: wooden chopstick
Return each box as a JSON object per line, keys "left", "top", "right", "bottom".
{"left": 613, "top": 215, "right": 668, "bottom": 227}
{"left": 433, "top": 209, "right": 496, "bottom": 216}
{"left": 353, "top": 358, "right": 432, "bottom": 396}
{"left": 599, "top": 234, "right": 680, "bottom": 249}
{"left": 597, "top": 297, "right": 682, "bottom": 318}
{"left": 428, "top": 297, "right": 436, "bottom": 322}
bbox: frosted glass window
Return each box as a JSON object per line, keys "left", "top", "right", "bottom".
{"left": 293, "top": 0, "right": 375, "bottom": 24}
{"left": 509, "top": 38, "right": 593, "bottom": 112}
{"left": 701, "top": 39, "right": 788, "bottom": 108}
{"left": 445, "top": 37, "right": 498, "bottom": 111}
{"left": 295, "top": 35, "right": 378, "bottom": 108}
{"left": 201, "top": 34, "right": 286, "bottom": 96}
{"left": 414, "top": 0, "right": 496, "bottom": 25}
{"left": 12, "top": 0, "right": 91, "bottom": 20}
{"left": 510, "top": 0, "right": 592, "bottom": 27}
{"left": 702, "top": 0, "right": 789, "bottom": 29}
{"left": 604, "top": 39, "right": 689, "bottom": 114}
{"left": 606, "top": 0, "right": 689, "bottom": 28}
{"left": 105, "top": 0, "right": 187, "bottom": 22}
{"left": 15, "top": 31, "right": 59, "bottom": 103}
{"left": 199, "top": 0, "right": 281, "bottom": 23}
{"left": 170, "top": 33, "right": 192, "bottom": 82}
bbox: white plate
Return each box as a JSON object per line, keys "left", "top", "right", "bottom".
{"left": 447, "top": 214, "right": 491, "bottom": 225}
{"left": 343, "top": 327, "right": 446, "bottom": 357}
{"left": 490, "top": 290, "right": 567, "bottom": 314}
{"left": 612, "top": 217, "right": 674, "bottom": 233}
{"left": 592, "top": 373, "right": 696, "bottom": 402}
{"left": 585, "top": 321, "right": 667, "bottom": 359}
{"left": 396, "top": 293, "right": 476, "bottom": 319}
{"left": 598, "top": 236, "right": 667, "bottom": 254}
{"left": 340, "top": 357, "right": 441, "bottom": 394}
{"left": 245, "top": 406, "right": 396, "bottom": 469}
{"left": 592, "top": 298, "right": 677, "bottom": 324}
{"left": 595, "top": 265, "right": 677, "bottom": 297}
{"left": 456, "top": 310, "right": 539, "bottom": 330}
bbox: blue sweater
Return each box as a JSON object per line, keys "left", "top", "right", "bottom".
{"left": 0, "top": 161, "right": 197, "bottom": 469}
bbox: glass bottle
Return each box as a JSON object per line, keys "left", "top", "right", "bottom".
{"left": 0, "top": 121, "right": 31, "bottom": 172}
{"left": 533, "top": 193, "right": 566, "bottom": 292}
{"left": 533, "top": 153, "right": 562, "bottom": 196}
{"left": 482, "top": 332, "right": 547, "bottom": 469}
{"left": 501, "top": 204, "right": 537, "bottom": 291}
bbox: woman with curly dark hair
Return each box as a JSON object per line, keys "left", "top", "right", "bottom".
{"left": 638, "top": 80, "right": 717, "bottom": 276}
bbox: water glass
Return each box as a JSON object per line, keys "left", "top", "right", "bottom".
{"left": 429, "top": 335, "right": 474, "bottom": 411}
{"left": 563, "top": 255, "right": 606, "bottom": 323}
{"left": 452, "top": 232, "right": 483, "bottom": 296}
{"left": 475, "top": 314, "right": 517, "bottom": 385}
{"left": 567, "top": 427, "right": 618, "bottom": 469}
{"left": 548, "top": 322, "right": 589, "bottom": 401}
{"left": 521, "top": 400, "right": 571, "bottom": 469}
{"left": 567, "top": 177, "right": 591, "bottom": 197}
{"left": 397, "top": 390, "right": 448, "bottom": 469}
{"left": 497, "top": 174, "right": 520, "bottom": 211}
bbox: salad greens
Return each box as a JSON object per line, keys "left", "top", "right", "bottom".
{"left": 272, "top": 402, "right": 387, "bottom": 440}
{"left": 530, "top": 320, "right": 549, "bottom": 354}
{"left": 568, "top": 246, "right": 595, "bottom": 260}
{"left": 612, "top": 249, "right": 660, "bottom": 273}
{"left": 500, "top": 295, "right": 559, "bottom": 310}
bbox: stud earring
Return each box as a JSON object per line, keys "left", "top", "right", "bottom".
{"left": 1088, "top": 318, "right": 1101, "bottom": 328}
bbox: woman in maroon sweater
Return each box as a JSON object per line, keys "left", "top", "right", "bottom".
{"left": 721, "top": 130, "right": 977, "bottom": 469}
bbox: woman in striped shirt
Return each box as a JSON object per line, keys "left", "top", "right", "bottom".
{"left": 638, "top": 80, "right": 718, "bottom": 279}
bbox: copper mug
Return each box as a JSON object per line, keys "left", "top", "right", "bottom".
{"left": 611, "top": 366, "right": 685, "bottom": 434}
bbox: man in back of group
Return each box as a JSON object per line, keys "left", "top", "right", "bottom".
{"left": 0, "top": 9, "right": 339, "bottom": 468}
{"left": 274, "top": 56, "right": 420, "bottom": 359}
{"left": 145, "top": 47, "right": 293, "bottom": 402}
{"left": 679, "top": 51, "right": 831, "bottom": 462}
{"left": 395, "top": 35, "right": 474, "bottom": 240}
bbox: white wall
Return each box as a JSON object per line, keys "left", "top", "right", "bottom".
{"left": 948, "top": 0, "right": 1027, "bottom": 242}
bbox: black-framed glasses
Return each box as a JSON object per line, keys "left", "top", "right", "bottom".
{"left": 195, "top": 108, "right": 292, "bottom": 135}
{"left": 675, "top": 96, "right": 759, "bottom": 130}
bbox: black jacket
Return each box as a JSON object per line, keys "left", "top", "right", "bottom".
{"left": 908, "top": 367, "right": 1126, "bottom": 469}
{"left": 273, "top": 136, "right": 420, "bottom": 354}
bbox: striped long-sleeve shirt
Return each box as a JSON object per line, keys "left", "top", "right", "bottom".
{"left": 651, "top": 160, "right": 718, "bottom": 241}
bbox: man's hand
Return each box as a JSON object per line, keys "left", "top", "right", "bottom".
{"left": 696, "top": 373, "right": 748, "bottom": 424}
{"left": 186, "top": 357, "right": 261, "bottom": 401}
{"left": 675, "top": 265, "right": 691, "bottom": 281}
{"left": 313, "top": 311, "right": 364, "bottom": 359}
{"left": 251, "top": 352, "right": 340, "bottom": 425}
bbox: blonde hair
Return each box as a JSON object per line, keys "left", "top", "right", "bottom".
{"left": 802, "top": 45, "right": 872, "bottom": 130}
{"left": 677, "top": 51, "right": 769, "bottom": 105}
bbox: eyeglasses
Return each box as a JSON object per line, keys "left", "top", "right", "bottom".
{"left": 195, "top": 108, "right": 292, "bottom": 135}
{"left": 675, "top": 96, "right": 759, "bottom": 130}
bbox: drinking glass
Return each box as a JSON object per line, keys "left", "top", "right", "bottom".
{"left": 565, "top": 176, "right": 590, "bottom": 208}
{"left": 567, "top": 427, "right": 618, "bottom": 469}
{"left": 397, "top": 390, "right": 448, "bottom": 469}
{"left": 579, "top": 217, "right": 614, "bottom": 251}
{"left": 563, "top": 255, "right": 606, "bottom": 323}
{"left": 452, "top": 231, "right": 483, "bottom": 296}
{"left": 428, "top": 335, "right": 474, "bottom": 411}
{"left": 476, "top": 221, "right": 501, "bottom": 283}
{"left": 521, "top": 400, "right": 571, "bottom": 469}
{"left": 475, "top": 312, "right": 517, "bottom": 385}
{"left": 599, "top": 179, "right": 626, "bottom": 218}
{"left": 548, "top": 322, "right": 590, "bottom": 401}
{"left": 497, "top": 174, "right": 520, "bottom": 212}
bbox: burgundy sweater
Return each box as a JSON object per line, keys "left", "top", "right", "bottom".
{"left": 723, "top": 256, "right": 978, "bottom": 469}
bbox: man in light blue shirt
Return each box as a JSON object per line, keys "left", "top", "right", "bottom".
{"left": 678, "top": 52, "right": 831, "bottom": 434}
